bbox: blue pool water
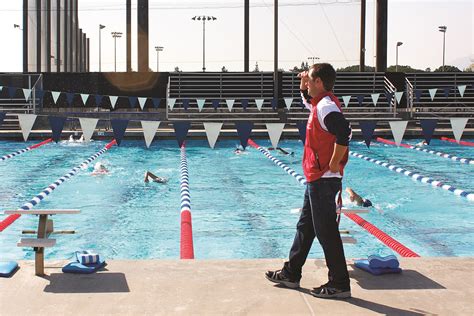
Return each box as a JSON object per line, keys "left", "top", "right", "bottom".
{"left": 0, "top": 138, "right": 473, "bottom": 260}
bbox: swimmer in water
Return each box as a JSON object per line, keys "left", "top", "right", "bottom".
{"left": 144, "top": 171, "right": 168, "bottom": 183}
{"left": 92, "top": 162, "right": 109, "bottom": 175}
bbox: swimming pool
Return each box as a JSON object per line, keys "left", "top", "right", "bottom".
{"left": 0, "top": 138, "right": 473, "bottom": 260}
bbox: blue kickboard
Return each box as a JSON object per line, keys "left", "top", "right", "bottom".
{"left": 62, "top": 260, "right": 106, "bottom": 274}
{"left": 368, "top": 254, "right": 400, "bottom": 269}
{"left": 0, "top": 261, "right": 19, "bottom": 277}
{"left": 355, "top": 259, "right": 402, "bottom": 276}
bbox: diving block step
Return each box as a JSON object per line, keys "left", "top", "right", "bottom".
{"left": 17, "top": 238, "right": 56, "bottom": 248}
{"left": 341, "top": 237, "right": 357, "bottom": 244}
{"left": 340, "top": 208, "right": 370, "bottom": 214}
{"left": 4, "top": 209, "right": 80, "bottom": 215}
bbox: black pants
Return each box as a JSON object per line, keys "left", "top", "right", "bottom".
{"left": 283, "top": 178, "right": 350, "bottom": 289}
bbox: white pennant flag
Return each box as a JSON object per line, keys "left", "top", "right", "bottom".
{"left": 226, "top": 99, "right": 235, "bottom": 112}
{"left": 284, "top": 98, "right": 293, "bottom": 110}
{"left": 79, "top": 118, "right": 98, "bottom": 142}
{"left": 450, "top": 117, "right": 468, "bottom": 144}
{"left": 108, "top": 96, "right": 118, "bottom": 109}
{"left": 203, "top": 122, "right": 223, "bottom": 149}
{"left": 17, "top": 114, "right": 37, "bottom": 141}
{"left": 81, "top": 94, "right": 90, "bottom": 105}
{"left": 429, "top": 88, "right": 437, "bottom": 101}
{"left": 138, "top": 97, "right": 147, "bottom": 110}
{"left": 266, "top": 123, "right": 285, "bottom": 148}
{"left": 255, "top": 99, "right": 264, "bottom": 111}
{"left": 22, "top": 88, "right": 32, "bottom": 101}
{"left": 51, "top": 91, "right": 61, "bottom": 104}
{"left": 389, "top": 121, "right": 408, "bottom": 147}
{"left": 371, "top": 93, "right": 380, "bottom": 106}
{"left": 395, "top": 91, "right": 404, "bottom": 104}
{"left": 457, "top": 85, "right": 467, "bottom": 98}
{"left": 141, "top": 120, "right": 161, "bottom": 148}
{"left": 342, "top": 96, "right": 351, "bottom": 107}
{"left": 197, "top": 99, "right": 206, "bottom": 112}
{"left": 168, "top": 98, "right": 176, "bottom": 111}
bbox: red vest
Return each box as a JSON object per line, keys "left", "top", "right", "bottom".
{"left": 302, "top": 91, "right": 348, "bottom": 182}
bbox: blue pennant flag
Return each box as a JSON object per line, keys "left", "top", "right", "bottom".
{"left": 359, "top": 121, "right": 377, "bottom": 148}
{"left": 36, "top": 89, "right": 45, "bottom": 102}
{"left": 111, "top": 119, "right": 129, "bottom": 146}
{"left": 271, "top": 99, "right": 278, "bottom": 111}
{"left": 0, "top": 112, "right": 5, "bottom": 128}
{"left": 385, "top": 92, "right": 393, "bottom": 105}
{"left": 95, "top": 95, "right": 103, "bottom": 106}
{"left": 182, "top": 99, "right": 190, "bottom": 111}
{"left": 235, "top": 121, "right": 253, "bottom": 149}
{"left": 296, "top": 121, "right": 307, "bottom": 144}
{"left": 48, "top": 116, "right": 67, "bottom": 143}
{"left": 357, "top": 95, "right": 365, "bottom": 106}
{"left": 66, "top": 93, "right": 75, "bottom": 106}
{"left": 152, "top": 98, "right": 161, "bottom": 108}
{"left": 420, "top": 119, "right": 437, "bottom": 145}
{"left": 415, "top": 89, "right": 422, "bottom": 103}
{"left": 173, "top": 121, "right": 190, "bottom": 147}
{"left": 241, "top": 99, "right": 248, "bottom": 111}
{"left": 443, "top": 87, "right": 451, "bottom": 98}
{"left": 212, "top": 99, "right": 220, "bottom": 110}
{"left": 8, "top": 87, "right": 17, "bottom": 99}
{"left": 128, "top": 96, "right": 138, "bottom": 108}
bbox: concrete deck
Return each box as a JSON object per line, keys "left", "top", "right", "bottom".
{"left": 1, "top": 258, "right": 473, "bottom": 315}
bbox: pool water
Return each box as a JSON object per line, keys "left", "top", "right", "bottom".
{"left": 0, "top": 138, "right": 473, "bottom": 260}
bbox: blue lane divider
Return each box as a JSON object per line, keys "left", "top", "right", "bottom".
{"left": 1, "top": 139, "right": 53, "bottom": 162}
{"left": 349, "top": 151, "right": 474, "bottom": 202}
{"left": 412, "top": 146, "right": 474, "bottom": 165}
{"left": 180, "top": 145, "right": 191, "bottom": 213}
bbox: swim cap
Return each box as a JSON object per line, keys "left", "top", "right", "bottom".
{"left": 363, "top": 199, "right": 373, "bottom": 207}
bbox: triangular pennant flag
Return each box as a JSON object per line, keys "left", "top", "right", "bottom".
{"left": 359, "top": 121, "right": 376, "bottom": 148}
{"left": 48, "top": 116, "right": 67, "bottom": 143}
{"left": 342, "top": 95, "right": 351, "bottom": 107}
{"left": 266, "top": 123, "right": 285, "bottom": 148}
{"left": 152, "top": 98, "right": 161, "bottom": 108}
{"left": 395, "top": 91, "right": 404, "bottom": 104}
{"left": 356, "top": 95, "right": 364, "bottom": 106}
{"left": 450, "top": 118, "right": 469, "bottom": 143}
{"left": 420, "top": 119, "right": 437, "bottom": 145}
{"left": 255, "top": 99, "right": 264, "bottom": 111}
{"left": 443, "top": 87, "right": 451, "bottom": 98}
{"left": 212, "top": 99, "right": 220, "bottom": 110}
{"left": 66, "top": 92, "right": 75, "bottom": 106}
{"left": 78, "top": 118, "right": 99, "bottom": 142}
{"left": 173, "top": 121, "right": 190, "bottom": 147}
{"left": 22, "top": 88, "right": 32, "bottom": 101}
{"left": 226, "top": 99, "right": 235, "bottom": 112}
{"left": 0, "top": 112, "right": 6, "bottom": 128}
{"left": 182, "top": 99, "right": 190, "bottom": 111}
{"left": 241, "top": 99, "right": 248, "bottom": 111}
{"left": 299, "top": 99, "right": 306, "bottom": 110}
{"left": 95, "top": 95, "right": 103, "bottom": 106}
{"left": 168, "top": 98, "right": 176, "bottom": 111}
{"left": 196, "top": 99, "right": 206, "bottom": 112}
{"left": 284, "top": 98, "right": 293, "bottom": 110}
{"left": 415, "top": 89, "right": 422, "bottom": 103}
{"left": 203, "top": 122, "right": 223, "bottom": 149}
{"left": 110, "top": 119, "right": 128, "bottom": 146}
{"left": 235, "top": 122, "right": 253, "bottom": 149}
{"left": 128, "top": 96, "right": 138, "bottom": 109}
{"left": 80, "top": 93, "right": 89, "bottom": 105}
{"left": 389, "top": 121, "right": 408, "bottom": 147}
{"left": 371, "top": 93, "right": 380, "bottom": 106}
{"left": 17, "top": 114, "right": 37, "bottom": 141}
{"left": 457, "top": 85, "right": 467, "bottom": 98}
{"left": 8, "top": 87, "right": 17, "bottom": 99}
{"left": 428, "top": 88, "right": 437, "bottom": 101}
{"left": 385, "top": 92, "right": 393, "bottom": 106}
{"left": 296, "top": 121, "right": 307, "bottom": 144}
{"left": 0, "top": 86, "right": 3, "bottom": 93}
{"left": 109, "top": 96, "right": 118, "bottom": 109}
{"left": 51, "top": 91, "right": 61, "bottom": 104}
{"left": 36, "top": 89, "right": 45, "bottom": 101}
{"left": 138, "top": 97, "right": 147, "bottom": 110}
{"left": 141, "top": 120, "right": 161, "bottom": 148}
{"left": 271, "top": 99, "right": 278, "bottom": 111}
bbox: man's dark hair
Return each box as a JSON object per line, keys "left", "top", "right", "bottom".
{"left": 309, "top": 63, "right": 336, "bottom": 91}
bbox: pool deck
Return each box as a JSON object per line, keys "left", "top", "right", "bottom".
{"left": 1, "top": 258, "right": 473, "bottom": 315}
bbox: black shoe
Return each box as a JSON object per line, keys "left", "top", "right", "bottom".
{"left": 265, "top": 269, "right": 300, "bottom": 289}
{"left": 310, "top": 283, "right": 351, "bottom": 299}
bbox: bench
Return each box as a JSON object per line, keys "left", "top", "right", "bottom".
{"left": 4, "top": 209, "right": 80, "bottom": 276}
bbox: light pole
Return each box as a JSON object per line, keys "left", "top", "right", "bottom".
{"left": 396, "top": 41, "right": 403, "bottom": 72}
{"left": 307, "top": 56, "right": 320, "bottom": 66}
{"left": 99, "top": 24, "right": 105, "bottom": 72}
{"left": 192, "top": 15, "right": 217, "bottom": 72}
{"left": 438, "top": 25, "right": 447, "bottom": 71}
{"left": 111, "top": 31, "right": 123, "bottom": 72}
{"left": 155, "top": 46, "right": 164, "bottom": 72}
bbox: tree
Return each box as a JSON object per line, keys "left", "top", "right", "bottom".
{"left": 289, "top": 61, "right": 309, "bottom": 72}
{"left": 174, "top": 66, "right": 181, "bottom": 72}
{"left": 434, "top": 65, "right": 461, "bottom": 72}
{"left": 253, "top": 62, "right": 260, "bottom": 72}
{"left": 386, "top": 65, "right": 424, "bottom": 72}
{"left": 336, "top": 65, "right": 375, "bottom": 72}
{"left": 221, "top": 66, "right": 228, "bottom": 72}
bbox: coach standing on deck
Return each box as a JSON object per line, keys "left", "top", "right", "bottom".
{"left": 266, "top": 63, "right": 352, "bottom": 299}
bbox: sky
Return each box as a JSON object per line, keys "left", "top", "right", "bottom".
{"left": 0, "top": 0, "right": 472, "bottom": 72}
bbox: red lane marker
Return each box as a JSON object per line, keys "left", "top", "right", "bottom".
{"left": 376, "top": 137, "right": 412, "bottom": 149}
{"left": 28, "top": 138, "right": 53, "bottom": 149}
{"left": 180, "top": 210, "right": 194, "bottom": 259}
{"left": 440, "top": 137, "right": 474, "bottom": 147}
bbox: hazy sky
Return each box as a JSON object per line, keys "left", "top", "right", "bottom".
{"left": 0, "top": 0, "right": 472, "bottom": 72}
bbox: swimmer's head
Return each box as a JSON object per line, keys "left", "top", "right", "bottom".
{"left": 363, "top": 199, "right": 373, "bottom": 207}
{"left": 94, "top": 162, "right": 103, "bottom": 171}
